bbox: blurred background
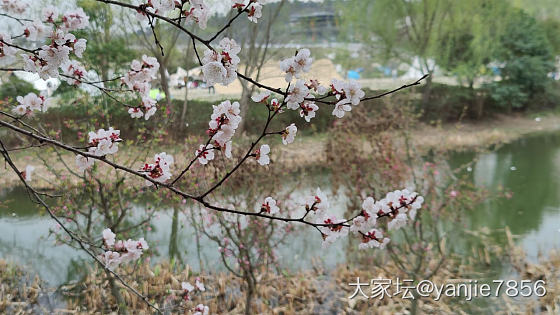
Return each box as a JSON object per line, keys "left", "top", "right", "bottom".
{"left": 1, "top": 0, "right": 560, "bottom": 313}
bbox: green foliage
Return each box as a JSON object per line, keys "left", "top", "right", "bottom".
{"left": 416, "top": 83, "right": 480, "bottom": 121}
{"left": 76, "top": 0, "right": 138, "bottom": 81}
{"left": 437, "top": 0, "right": 511, "bottom": 87}
{"left": 486, "top": 9, "right": 555, "bottom": 110}
{"left": 486, "top": 83, "right": 528, "bottom": 111}
{"left": 0, "top": 75, "right": 38, "bottom": 101}
{"left": 541, "top": 18, "right": 560, "bottom": 56}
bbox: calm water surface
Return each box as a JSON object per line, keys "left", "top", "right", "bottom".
{"left": 1, "top": 132, "right": 560, "bottom": 286}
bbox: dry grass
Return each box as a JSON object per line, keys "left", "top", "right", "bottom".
{"left": 1, "top": 226, "right": 559, "bottom": 314}
{"left": 0, "top": 260, "right": 44, "bottom": 314}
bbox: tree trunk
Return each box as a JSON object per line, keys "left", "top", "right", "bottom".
{"left": 168, "top": 207, "right": 182, "bottom": 264}
{"left": 179, "top": 79, "right": 189, "bottom": 132}
{"left": 157, "top": 57, "right": 172, "bottom": 108}
{"left": 238, "top": 82, "right": 252, "bottom": 134}
{"left": 107, "top": 271, "right": 128, "bottom": 315}
{"left": 421, "top": 72, "right": 433, "bottom": 107}
{"left": 244, "top": 272, "right": 255, "bottom": 315}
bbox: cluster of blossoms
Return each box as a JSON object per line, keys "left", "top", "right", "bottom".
{"left": 330, "top": 79, "right": 366, "bottom": 118}
{"left": 350, "top": 189, "right": 424, "bottom": 249}
{"left": 100, "top": 228, "right": 149, "bottom": 270}
{"left": 277, "top": 49, "right": 367, "bottom": 120}
{"left": 182, "top": 0, "right": 209, "bottom": 28}
{"left": 196, "top": 143, "right": 216, "bottom": 165}
{"left": 299, "top": 188, "right": 348, "bottom": 246}
{"left": 0, "top": 33, "right": 17, "bottom": 66}
{"left": 180, "top": 278, "right": 205, "bottom": 299}
{"left": 61, "top": 60, "right": 87, "bottom": 85}
{"left": 232, "top": 0, "right": 263, "bottom": 23}
{"left": 141, "top": 152, "right": 174, "bottom": 186}
{"left": 20, "top": 7, "right": 89, "bottom": 80}
{"left": 23, "top": 20, "right": 52, "bottom": 41}
{"left": 122, "top": 55, "right": 160, "bottom": 120}
{"left": 75, "top": 128, "right": 121, "bottom": 172}
{"left": 193, "top": 304, "right": 210, "bottom": 315}
{"left": 201, "top": 38, "right": 240, "bottom": 86}
{"left": 279, "top": 48, "right": 313, "bottom": 83}
{"left": 208, "top": 100, "right": 241, "bottom": 150}
{"left": 1, "top": 0, "right": 28, "bottom": 15}
{"left": 12, "top": 92, "right": 51, "bottom": 115}
{"left": 180, "top": 279, "right": 208, "bottom": 314}
{"left": 136, "top": 0, "right": 209, "bottom": 29}
{"left": 285, "top": 80, "right": 315, "bottom": 113}
{"left": 277, "top": 188, "right": 425, "bottom": 249}
{"left": 196, "top": 100, "right": 242, "bottom": 164}
{"left": 87, "top": 127, "right": 121, "bottom": 157}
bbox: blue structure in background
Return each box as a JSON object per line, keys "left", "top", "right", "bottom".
{"left": 347, "top": 70, "right": 360, "bottom": 79}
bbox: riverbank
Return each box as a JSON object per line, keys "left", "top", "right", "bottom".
{"left": 413, "top": 111, "right": 560, "bottom": 152}
{"left": 1, "top": 111, "right": 559, "bottom": 189}
{"left": 277, "top": 110, "right": 560, "bottom": 167}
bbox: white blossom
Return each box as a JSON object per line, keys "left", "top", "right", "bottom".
{"left": 61, "top": 8, "right": 90, "bottom": 31}
{"left": 282, "top": 123, "right": 297, "bottom": 145}
{"left": 76, "top": 154, "right": 95, "bottom": 172}
{"left": 256, "top": 144, "right": 270, "bottom": 165}
{"left": 0, "top": 33, "right": 17, "bottom": 66}
{"left": 195, "top": 278, "right": 205, "bottom": 291}
{"left": 181, "top": 281, "right": 194, "bottom": 292}
{"left": 23, "top": 165, "right": 34, "bottom": 181}
{"left": 24, "top": 20, "right": 51, "bottom": 41}
{"left": 1, "top": 0, "right": 28, "bottom": 15}
{"left": 261, "top": 197, "right": 280, "bottom": 215}
{"left": 299, "top": 100, "right": 318, "bottom": 122}
{"left": 358, "top": 229, "right": 390, "bottom": 250}
{"left": 251, "top": 90, "right": 271, "bottom": 103}
{"left": 102, "top": 228, "right": 116, "bottom": 247}
{"left": 247, "top": 2, "right": 262, "bottom": 23}
{"left": 201, "top": 38, "right": 240, "bottom": 86}
{"left": 87, "top": 127, "right": 121, "bottom": 156}
{"left": 142, "top": 152, "right": 174, "bottom": 186}
{"left": 279, "top": 48, "right": 313, "bottom": 82}
{"left": 286, "top": 80, "right": 310, "bottom": 110}
{"left": 194, "top": 304, "right": 209, "bottom": 315}
{"left": 196, "top": 144, "right": 215, "bottom": 165}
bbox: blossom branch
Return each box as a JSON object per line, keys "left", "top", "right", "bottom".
{"left": 0, "top": 139, "right": 162, "bottom": 314}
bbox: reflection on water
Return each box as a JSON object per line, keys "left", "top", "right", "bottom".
{"left": 450, "top": 132, "right": 560, "bottom": 260}
{"left": 0, "top": 185, "right": 348, "bottom": 286}
{"left": 2, "top": 132, "right": 560, "bottom": 285}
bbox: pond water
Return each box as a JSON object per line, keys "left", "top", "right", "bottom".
{"left": 1, "top": 131, "right": 560, "bottom": 287}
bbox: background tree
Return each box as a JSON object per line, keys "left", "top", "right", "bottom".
{"left": 232, "top": 0, "right": 287, "bottom": 133}
{"left": 340, "top": 0, "right": 452, "bottom": 84}
{"left": 436, "top": 0, "right": 509, "bottom": 89}
{"left": 76, "top": 0, "right": 136, "bottom": 82}
{"left": 486, "top": 9, "right": 555, "bottom": 111}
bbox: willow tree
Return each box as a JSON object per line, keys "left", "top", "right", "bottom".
{"left": 339, "top": 0, "right": 452, "bottom": 84}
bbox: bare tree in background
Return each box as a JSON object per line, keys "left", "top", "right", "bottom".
{"left": 236, "top": 0, "right": 286, "bottom": 133}
{"left": 132, "top": 19, "right": 183, "bottom": 108}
